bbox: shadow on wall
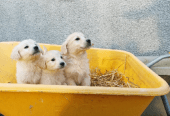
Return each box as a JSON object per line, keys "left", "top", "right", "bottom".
{"left": 123, "top": 0, "right": 170, "bottom": 55}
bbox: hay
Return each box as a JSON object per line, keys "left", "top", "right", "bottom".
{"left": 90, "top": 69, "right": 140, "bottom": 88}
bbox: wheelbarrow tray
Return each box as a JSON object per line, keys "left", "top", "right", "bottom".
{"left": 0, "top": 42, "right": 169, "bottom": 116}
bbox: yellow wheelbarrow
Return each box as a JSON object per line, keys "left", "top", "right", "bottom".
{"left": 0, "top": 42, "right": 169, "bottom": 116}
{"left": 146, "top": 54, "right": 170, "bottom": 116}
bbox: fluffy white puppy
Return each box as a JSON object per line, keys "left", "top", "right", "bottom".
{"left": 11, "top": 39, "right": 43, "bottom": 84}
{"left": 37, "top": 46, "right": 66, "bottom": 85}
{"left": 61, "top": 32, "right": 92, "bottom": 86}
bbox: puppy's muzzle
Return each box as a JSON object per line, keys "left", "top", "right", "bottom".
{"left": 34, "top": 46, "right": 39, "bottom": 50}
{"left": 33, "top": 46, "right": 40, "bottom": 55}
{"left": 60, "top": 62, "right": 65, "bottom": 68}
{"left": 86, "top": 39, "right": 91, "bottom": 47}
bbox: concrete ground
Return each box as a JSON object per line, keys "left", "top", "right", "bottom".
{"left": 142, "top": 76, "right": 170, "bottom": 116}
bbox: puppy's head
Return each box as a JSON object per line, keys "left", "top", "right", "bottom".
{"left": 38, "top": 46, "right": 66, "bottom": 71}
{"left": 11, "top": 39, "right": 43, "bottom": 61}
{"left": 61, "top": 32, "right": 91, "bottom": 55}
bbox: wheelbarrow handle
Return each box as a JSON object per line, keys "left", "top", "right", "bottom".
{"left": 146, "top": 54, "right": 170, "bottom": 116}
{"left": 146, "top": 54, "right": 170, "bottom": 68}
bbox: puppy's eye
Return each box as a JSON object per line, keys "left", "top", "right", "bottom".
{"left": 75, "top": 38, "right": 80, "bottom": 41}
{"left": 24, "top": 46, "right": 29, "bottom": 49}
{"left": 51, "top": 58, "right": 55, "bottom": 61}
{"left": 61, "top": 56, "right": 63, "bottom": 59}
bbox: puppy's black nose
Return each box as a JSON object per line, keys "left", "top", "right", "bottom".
{"left": 34, "top": 46, "right": 39, "bottom": 51}
{"left": 86, "top": 39, "right": 91, "bottom": 44}
{"left": 60, "top": 62, "right": 65, "bottom": 67}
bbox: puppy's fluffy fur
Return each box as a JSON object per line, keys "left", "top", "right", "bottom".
{"left": 61, "top": 32, "right": 91, "bottom": 86}
{"left": 11, "top": 39, "right": 43, "bottom": 84}
{"left": 37, "top": 46, "right": 66, "bottom": 85}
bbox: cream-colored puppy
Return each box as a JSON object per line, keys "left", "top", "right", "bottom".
{"left": 37, "top": 46, "right": 66, "bottom": 85}
{"left": 11, "top": 39, "right": 43, "bottom": 84}
{"left": 61, "top": 32, "right": 92, "bottom": 86}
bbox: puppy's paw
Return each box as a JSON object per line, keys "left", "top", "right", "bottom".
{"left": 63, "top": 82, "right": 67, "bottom": 85}
{"left": 67, "top": 79, "right": 77, "bottom": 86}
{"left": 81, "top": 77, "right": 91, "bottom": 86}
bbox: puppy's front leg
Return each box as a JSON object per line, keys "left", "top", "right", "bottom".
{"left": 81, "top": 76, "right": 91, "bottom": 86}
{"left": 63, "top": 82, "right": 67, "bottom": 85}
{"left": 66, "top": 78, "right": 77, "bottom": 86}
{"left": 17, "top": 80, "right": 29, "bottom": 84}
{"left": 56, "top": 82, "right": 62, "bottom": 85}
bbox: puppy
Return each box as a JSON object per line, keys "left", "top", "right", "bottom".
{"left": 37, "top": 46, "right": 66, "bottom": 85}
{"left": 61, "top": 32, "right": 91, "bottom": 86}
{"left": 11, "top": 39, "right": 43, "bottom": 84}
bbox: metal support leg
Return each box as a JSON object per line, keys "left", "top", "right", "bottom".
{"left": 161, "top": 95, "right": 170, "bottom": 116}
{"left": 146, "top": 54, "right": 170, "bottom": 116}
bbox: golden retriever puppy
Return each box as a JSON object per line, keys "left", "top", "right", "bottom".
{"left": 11, "top": 39, "right": 43, "bottom": 84}
{"left": 37, "top": 46, "right": 66, "bottom": 85}
{"left": 61, "top": 32, "right": 91, "bottom": 86}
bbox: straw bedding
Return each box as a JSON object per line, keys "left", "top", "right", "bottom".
{"left": 90, "top": 69, "right": 140, "bottom": 88}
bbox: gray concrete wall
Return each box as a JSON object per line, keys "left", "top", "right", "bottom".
{"left": 0, "top": 0, "right": 170, "bottom": 56}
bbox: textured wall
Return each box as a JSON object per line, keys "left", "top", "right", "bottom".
{"left": 0, "top": 0, "right": 170, "bottom": 56}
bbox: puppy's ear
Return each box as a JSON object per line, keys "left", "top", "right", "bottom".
{"left": 37, "top": 56, "right": 46, "bottom": 69}
{"left": 43, "top": 46, "right": 48, "bottom": 55}
{"left": 61, "top": 40, "right": 68, "bottom": 55}
{"left": 11, "top": 46, "right": 21, "bottom": 60}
